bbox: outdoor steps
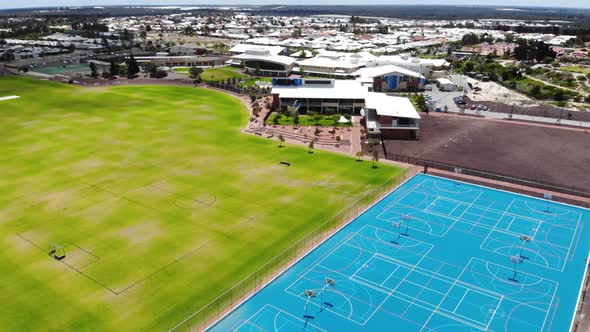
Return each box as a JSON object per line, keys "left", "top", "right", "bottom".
{"left": 259, "top": 127, "right": 341, "bottom": 145}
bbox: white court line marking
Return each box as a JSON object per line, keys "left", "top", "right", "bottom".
{"left": 361, "top": 241, "right": 433, "bottom": 325}
{"left": 411, "top": 184, "right": 573, "bottom": 231}
{"left": 563, "top": 212, "right": 583, "bottom": 263}
{"left": 381, "top": 265, "right": 401, "bottom": 286}
{"left": 484, "top": 294, "right": 504, "bottom": 330}
{"left": 423, "top": 197, "right": 439, "bottom": 213}
{"left": 265, "top": 304, "right": 327, "bottom": 332}
{"left": 448, "top": 201, "right": 462, "bottom": 216}
{"left": 344, "top": 253, "right": 505, "bottom": 330}
{"left": 480, "top": 236, "right": 565, "bottom": 272}
{"left": 452, "top": 289, "right": 470, "bottom": 313}
{"left": 381, "top": 178, "right": 428, "bottom": 211}
{"left": 467, "top": 258, "right": 557, "bottom": 313}
{"left": 420, "top": 261, "right": 474, "bottom": 331}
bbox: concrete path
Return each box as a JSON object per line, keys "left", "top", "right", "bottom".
{"left": 445, "top": 107, "right": 590, "bottom": 128}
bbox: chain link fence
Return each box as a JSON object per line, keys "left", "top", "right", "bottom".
{"left": 168, "top": 169, "right": 411, "bottom": 332}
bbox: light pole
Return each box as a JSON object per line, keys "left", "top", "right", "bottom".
{"left": 518, "top": 235, "right": 532, "bottom": 260}
{"left": 320, "top": 277, "right": 336, "bottom": 312}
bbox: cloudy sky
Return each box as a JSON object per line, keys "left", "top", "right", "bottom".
{"left": 1, "top": 0, "right": 588, "bottom": 10}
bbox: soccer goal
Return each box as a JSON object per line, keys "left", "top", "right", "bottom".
{"left": 48, "top": 243, "right": 66, "bottom": 260}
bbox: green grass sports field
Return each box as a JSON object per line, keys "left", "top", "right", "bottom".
{"left": 0, "top": 77, "right": 404, "bottom": 331}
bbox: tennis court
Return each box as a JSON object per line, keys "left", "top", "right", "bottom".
{"left": 208, "top": 174, "right": 590, "bottom": 331}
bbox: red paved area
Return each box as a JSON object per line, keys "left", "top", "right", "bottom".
{"left": 381, "top": 112, "right": 590, "bottom": 191}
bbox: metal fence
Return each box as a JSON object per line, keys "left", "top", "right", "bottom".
{"left": 416, "top": 159, "right": 590, "bottom": 200}
{"left": 168, "top": 169, "right": 411, "bottom": 332}
{"left": 382, "top": 151, "right": 590, "bottom": 199}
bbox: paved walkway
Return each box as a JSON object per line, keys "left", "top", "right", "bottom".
{"left": 445, "top": 108, "right": 590, "bottom": 128}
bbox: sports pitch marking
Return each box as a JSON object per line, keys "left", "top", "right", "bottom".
{"left": 207, "top": 174, "right": 590, "bottom": 332}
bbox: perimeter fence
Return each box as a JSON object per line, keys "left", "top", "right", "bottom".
{"left": 168, "top": 168, "right": 412, "bottom": 332}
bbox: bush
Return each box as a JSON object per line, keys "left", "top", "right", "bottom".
{"left": 150, "top": 70, "right": 168, "bottom": 79}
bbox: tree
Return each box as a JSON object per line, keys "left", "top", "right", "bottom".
{"left": 293, "top": 112, "right": 299, "bottom": 127}
{"left": 188, "top": 67, "right": 203, "bottom": 79}
{"left": 118, "top": 64, "right": 128, "bottom": 77}
{"left": 126, "top": 55, "right": 140, "bottom": 78}
{"left": 372, "top": 149, "right": 379, "bottom": 169}
{"left": 142, "top": 61, "right": 157, "bottom": 76}
{"left": 554, "top": 90, "right": 565, "bottom": 101}
{"left": 278, "top": 134, "right": 285, "bottom": 148}
{"left": 89, "top": 62, "right": 98, "bottom": 78}
{"left": 461, "top": 33, "right": 479, "bottom": 45}
{"left": 356, "top": 151, "right": 363, "bottom": 161}
{"left": 308, "top": 140, "right": 314, "bottom": 154}
{"left": 183, "top": 26, "right": 194, "bottom": 36}
{"left": 314, "top": 127, "right": 321, "bottom": 136}
{"left": 415, "top": 94, "right": 426, "bottom": 111}
{"left": 109, "top": 60, "right": 120, "bottom": 77}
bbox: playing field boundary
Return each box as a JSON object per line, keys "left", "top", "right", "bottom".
{"left": 167, "top": 167, "right": 415, "bottom": 332}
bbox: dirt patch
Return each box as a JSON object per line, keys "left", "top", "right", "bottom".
{"left": 380, "top": 113, "right": 590, "bottom": 190}
{"left": 466, "top": 77, "right": 531, "bottom": 104}
{"left": 116, "top": 221, "right": 162, "bottom": 246}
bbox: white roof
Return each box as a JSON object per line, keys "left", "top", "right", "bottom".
{"left": 365, "top": 93, "right": 421, "bottom": 119}
{"left": 271, "top": 80, "right": 368, "bottom": 100}
{"left": 436, "top": 78, "right": 454, "bottom": 85}
{"left": 354, "top": 64, "right": 425, "bottom": 79}
{"left": 233, "top": 53, "right": 295, "bottom": 66}
{"left": 296, "top": 56, "right": 363, "bottom": 69}
{"left": 375, "top": 55, "right": 449, "bottom": 68}
{"left": 229, "top": 43, "right": 285, "bottom": 55}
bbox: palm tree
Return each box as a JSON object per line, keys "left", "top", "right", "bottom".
{"left": 356, "top": 151, "right": 363, "bottom": 161}
{"left": 372, "top": 149, "right": 379, "bottom": 169}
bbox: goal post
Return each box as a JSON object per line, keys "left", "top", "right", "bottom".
{"left": 48, "top": 243, "right": 66, "bottom": 260}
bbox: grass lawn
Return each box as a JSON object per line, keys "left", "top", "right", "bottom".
{"left": 266, "top": 113, "right": 353, "bottom": 127}
{"left": 174, "top": 66, "right": 246, "bottom": 82}
{"left": 508, "top": 77, "right": 579, "bottom": 100}
{"left": 0, "top": 76, "right": 404, "bottom": 331}
{"left": 241, "top": 76, "right": 272, "bottom": 87}
{"left": 559, "top": 65, "right": 590, "bottom": 75}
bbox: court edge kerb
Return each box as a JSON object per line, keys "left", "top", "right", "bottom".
{"left": 426, "top": 173, "right": 590, "bottom": 332}
{"left": 570, "top": 246, "right": 590, "bottom": 332}
{"left": 196, "top": 172, "right": 418, "bottom": 332}
{"left": 425, "top": 173, "right": 590, "bottom": 213}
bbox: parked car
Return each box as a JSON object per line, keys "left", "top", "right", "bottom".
{"left": 470, "top": 104, "right": 477, "bottom": 110}
{"left": 455, "top": 100, "right": 467, "bottom": 105}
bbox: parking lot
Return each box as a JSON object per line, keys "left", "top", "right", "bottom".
{"left": 425, "top": 74, "right": 498, "bottom": 114}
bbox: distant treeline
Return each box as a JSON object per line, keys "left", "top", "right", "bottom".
{"left": 254, "top": 5, "right": 590, "bottom": 22}
{"left": 2, "top": 5, "right": 590, "bottom": 22}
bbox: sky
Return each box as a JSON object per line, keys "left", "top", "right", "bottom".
{"left": 1, "top": 0, "right": 589, "bottom": 10}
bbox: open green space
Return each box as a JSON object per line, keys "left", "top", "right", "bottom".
{"left": 173, "top": 66, "right": 247, "bottom": 82}
{"left": 0, "top": 76, "right": 403, "bottom": 331}
{"left": 504, "top": 77, "right": 579, "bottom": 100}
{"left": 559, "top": 65, "right": 590, "bottom": 75}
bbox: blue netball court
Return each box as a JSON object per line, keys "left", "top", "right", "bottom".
{"left": 209, "top": 174, "right": 590, "bottom": 332}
